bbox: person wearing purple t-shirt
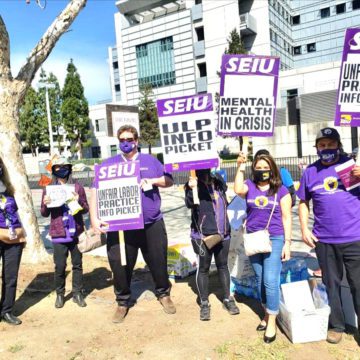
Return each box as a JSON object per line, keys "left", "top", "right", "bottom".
{"left": 41, "top": 157, "right": 89, "bottom": 309}
{"left": 90, "top": 125, "right": 175, "bottom": 323}
{"left": 0, "top": 158, "right": 26, "bottom": 325}
{"left": 298, "top": 127, "right": 360, "bottom": 345}
{"left": 185, "top": 169, "right": 240, "bottom": 321}
{"left": 235, "top": 153, "right": 292, "bottom": 344}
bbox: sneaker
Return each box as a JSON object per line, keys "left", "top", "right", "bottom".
{"left": 326, "top": 330, "right": 343, "bottom": 344}
{"left": 159, "top": 296, "right": 176, "bottom": 314}
{"left": 112, "top": 306, "right": 128, "bottom": 323}
{"left": 223, "top": 297, "right": 240, "bottom": 315}
{"left": 200, "top": 301, "right": 211, "bottom": 321}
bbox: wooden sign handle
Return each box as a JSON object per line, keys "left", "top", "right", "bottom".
{"left": 119, "top": 231, "right": 127, "bottom": 266}
{"left": 190, "top": 170, "right": 199, "bottom": 205}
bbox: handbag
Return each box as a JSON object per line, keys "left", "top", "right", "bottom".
{"left": 243, "top": 193, "right": 277, "bottom": 257}
{"left": 202, "top": 233, "right": 223, "bottom": 250}
{"left": 78, "top": 227, "right": 106, "bottom": 253}
{"left": 0, "top": 227, "right": 26, "bottom": 243}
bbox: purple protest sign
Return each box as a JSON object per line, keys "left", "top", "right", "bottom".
{"left": 335, "top": 28, "right": 360, "bottom": 127}
{"left": 94, "top": 159, "right": 144, "bottom": 231}
{"left": 156, "top": 93, "right": 219, "bottom": 172}
{"left": 218, "top": 54, "right": 280, "bottom": 137}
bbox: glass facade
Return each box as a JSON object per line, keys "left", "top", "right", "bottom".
{"left": 136, "top": 36, "right": 176, "bottom": 88}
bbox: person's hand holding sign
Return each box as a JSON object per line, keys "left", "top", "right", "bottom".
{"left": 188, "top": 176, "right": 197, "bottom": 189}
{"left": 351, "top": 165, "right": 360, "bottom": 177}
{"left": 43, "top": 195, "right": 51, "bottom": 206}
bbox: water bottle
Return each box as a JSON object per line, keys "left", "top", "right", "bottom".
{"left": 6, "top": 219, "right": 17, "bottom": 240}
{"left": 285, "top": 270, "right": 291, "bottom": 283}
{"left": 312, "top": 283, "right": 328, "bottom": 308}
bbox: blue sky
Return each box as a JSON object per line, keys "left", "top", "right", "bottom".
{"left": 0, "top": 0, "right": 118, "bottom": 104}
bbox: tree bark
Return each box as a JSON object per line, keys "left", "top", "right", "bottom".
{"left": 0, "top": 0, "right": 87, "bottom": 263}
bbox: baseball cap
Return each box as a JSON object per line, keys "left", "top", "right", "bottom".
{"left": 315, "top": 127, "right": 341, "bottom": 143}
{"left": 51, "top": 157, "right": 72, "bottom": 168}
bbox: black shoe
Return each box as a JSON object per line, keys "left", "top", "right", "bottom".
{"left": 1, "top": 313, "right": 22, "bottom": 325}
{"left": 55, "top": 294, "right": 65, "bottom": 309}
{"left": 264, "top": 333, "right": 276, "bottom": 344}
{"left": 200, "top": 301, "right": 211, "bottom": 321}
{"left": 73, "top": 293, "right": 87, "bottom": 307}
{"left": 223, "top": 297, "right": 240, "bottom": 315}
{"left": 256, "top": 322, "right": 267, "bottom": 331}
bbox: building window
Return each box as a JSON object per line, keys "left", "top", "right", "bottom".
{"left": 307, "top": 43, "right": 316, "bottom": 52}
{"left": 293, "top": 46, "right": 302, "bottom": 55}
{"left": 113, "top": 61, "right": 119, "bottom": 69}
{"left": 195, "top": 26, "right": 205, "bottom": 41}
{"left": 195, "top": 0, "right": 202, "bottom": 4}
{"left": 136, "top": 36, "right": 176, "bottom": 88}
{"left": 198, "top": 63, "right": 207, "bottom": 77}
{"left": 336, "top": 3, "right": 346, "bottom": 14}
{"left": 353, "top": 0, "right": 360, "bottom": 10}
{"left": 92, "top": 146, "right": 101, "bottom": 158}
{"left": 292, "top": 15, "right": 300, "bottom": 25}
{"left": 95, "top": 119, "right": 100, "bottom": 132}
{"left": 320, "top": 7, "right": 330, "bottom": 18}
{"left": 114, "top": 84, "right": 120, "bottom": 92}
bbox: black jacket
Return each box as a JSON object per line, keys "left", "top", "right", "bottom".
{"left": 184, "top": 173, "right": 230, "bottom": 236}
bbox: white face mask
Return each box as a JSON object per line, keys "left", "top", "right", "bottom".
{"left": 0, "top": 180, "right": 6, "bottom": 193}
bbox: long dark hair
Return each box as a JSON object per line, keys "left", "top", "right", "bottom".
{"left": 0, "top": 158, "right": 15, "bottom": 197}
{"left": 251, "top": 154, "right": 282, "bottom": 196}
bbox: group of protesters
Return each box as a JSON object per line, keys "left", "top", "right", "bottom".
{"left": 0, "top": 124, "right": 359, "bottom": 346}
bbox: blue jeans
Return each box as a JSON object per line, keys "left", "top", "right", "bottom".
{"left": 249, "top": 235, "right": 284, "bottom": 315}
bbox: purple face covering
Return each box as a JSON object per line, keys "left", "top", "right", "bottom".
{"left": 119, "top": 141, "right": 136, "bottom": 154}
{"left": 317, "top": 148, "right": 339, "bottom": 163}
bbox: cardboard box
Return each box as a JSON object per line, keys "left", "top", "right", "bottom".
{"left": 278, "top": 302, "right": 330, "bottom": 343}
{"left": 167, "top": 243, "right": 197, "bottom": 279}
{"left": 278, "top": 280, "right": 330, "bottom": 343}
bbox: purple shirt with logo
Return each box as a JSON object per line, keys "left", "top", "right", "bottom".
{"left": 0, "top": 195, "right": 21, "bottom": 229}
{"left": 297, "top": 156, "right": 360, "bottom": 244}
{"left": 245, "top": 180, "right": 288, "bottom": 236}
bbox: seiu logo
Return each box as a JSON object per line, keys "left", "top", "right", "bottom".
{"left": 349, "top": 32, "right": 360, "bottom": 50}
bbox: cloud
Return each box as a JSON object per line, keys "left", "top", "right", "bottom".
{"left": 11, "top": 51, "right": 112, "bottom": 105}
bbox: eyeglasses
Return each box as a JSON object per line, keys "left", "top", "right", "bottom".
{"left": 119, "top": 138, "right": 134, "bottom": 143}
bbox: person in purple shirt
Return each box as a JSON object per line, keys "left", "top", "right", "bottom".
{"left": 298, "top": 127, "right": 360, "bottom": 345}
{"left": 185, "top": 169, "right": 239, "bottom": 321}
{"left": 90, "top": 125, "right": 175, "bottom": 323}
{"left": 41, "top": 157, "right": 89, "bottom": 309}
{"left": 235, "top": 152, "right": 292, "bottom": 344}
{"left": 0, "top": 158, "right": 26, "bottom": 325}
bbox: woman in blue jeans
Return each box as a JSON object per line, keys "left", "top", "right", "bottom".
{"left": 234, "top": 152, "right": 292, "bottom": 343}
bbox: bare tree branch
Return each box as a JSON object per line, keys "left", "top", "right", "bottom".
{"left": 0, "top": 16, "right": 12, "bottom": 81}
{"left": 16, "top": 0, "right": 87, "bottom": 86}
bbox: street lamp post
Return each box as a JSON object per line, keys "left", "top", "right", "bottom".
{"left": 38, "top": 83, "right": 56, "bottom": 155}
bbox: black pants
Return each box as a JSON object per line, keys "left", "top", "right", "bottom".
{"left": 191, "top": 238, "right": 231, "bottom": 302}
{"left": 107, "top": 219, "right": 171, "bottom": 306}
{"left": 316, "top": 241, "right": 360, "bottom": 332}
{"left": 0, "top": 241, "right": 24, "bottom": 315}
{"left": 53, "top": 240, "right": 83, "bottom": 295}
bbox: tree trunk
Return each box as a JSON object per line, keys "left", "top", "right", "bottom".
{"left": 0, "top": 83, "right": 48, "bottom": 262}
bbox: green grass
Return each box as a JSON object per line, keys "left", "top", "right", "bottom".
{"left": 8, "top": 344, "right": 25, "bottom": 353}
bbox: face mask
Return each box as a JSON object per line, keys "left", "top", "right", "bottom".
{"left": 253, "top": 170, "right": 271, "bottom": 183}
{"left": 317, "top": 148, "right": 339, "bottom": 163}
{"left": 0, "top": 180, "right": 6, "bottom": 193}
{"left": 53, "top": 167, "right": 71, "bottom": 179}
{"left": 119, "top": 141, "right": 136, "bottom": 154}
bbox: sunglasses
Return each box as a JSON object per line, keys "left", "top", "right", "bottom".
{"left": 119, "top": 138, "right": 134, "bottom": 143}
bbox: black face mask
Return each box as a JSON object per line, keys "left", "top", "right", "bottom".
{"left": 253, "top": 169, "right": 271, "bottom": 183}
{"left": 53, "top": 167, "right": 71, "bottom": 179}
